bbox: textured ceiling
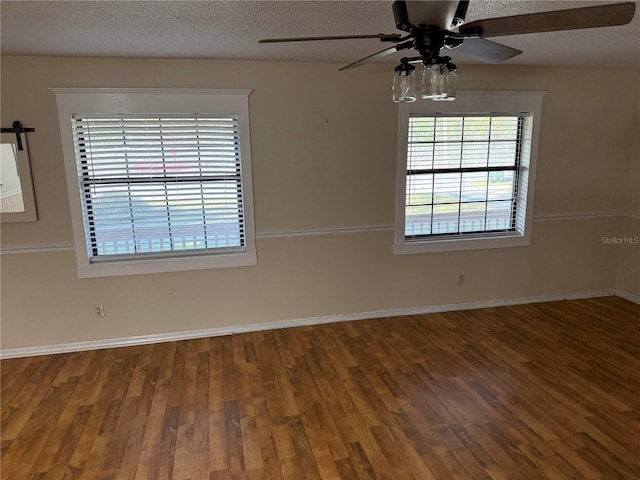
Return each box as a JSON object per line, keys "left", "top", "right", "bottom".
{"left": 1, "top": 0, "right": 639, "bottom": 68}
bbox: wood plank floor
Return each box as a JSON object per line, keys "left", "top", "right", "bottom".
{"left": 2, "top": 296, "right": 639, "bottom": 479}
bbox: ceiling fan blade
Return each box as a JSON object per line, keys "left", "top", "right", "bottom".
{"left": 449, "top": 38, "right": 522, "bottom": 63}
{"left": 451, "top": 0, "right": 470, "bottom": 28}
{"left": 461, "top": 2, "right": 636, "bottom": 38}
{"left": 259, "top": 33, "right": 402, "bottom": 43}
{"left": 338, "top": 42, "right": 411, "bottom": 71}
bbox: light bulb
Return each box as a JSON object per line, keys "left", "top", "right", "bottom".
{"left": 435, "top": 68, "right": 457, "bottom": 101}
{"left": 445, "top": 68, "right": 458, "bottom": 101}
{"left": 421, "top": 63, "right": 446, "bottom": 100}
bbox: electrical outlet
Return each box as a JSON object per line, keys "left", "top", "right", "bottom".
{"left": 94, "top": 304, "right": 105, "bottom": 318}
{"left": 457, "top": 273, "right": 465, "bottom": 286}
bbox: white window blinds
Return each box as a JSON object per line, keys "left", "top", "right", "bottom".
{"left": 405, "top": 114, "right": 524, "bottom": 239}
{"left": 71, "top": 115, "right": 246, "bottom": 261}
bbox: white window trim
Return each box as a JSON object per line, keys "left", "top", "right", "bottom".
{"left": 51, "top": 88, "right": 257, "bottom": 277}
{"left": 395, "top": 91, "right": 545, "bottom": 254}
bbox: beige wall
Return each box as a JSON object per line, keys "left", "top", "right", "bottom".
{"left": 616, "top": 93, "right": 640, "bottom": 296}
{"left": 1, "top": 55, "right": 638, "bottom": 351}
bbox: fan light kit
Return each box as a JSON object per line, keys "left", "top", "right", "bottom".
{"left": 260, "top": 1, "right": 636, "bottom": 103}
{"left": 393, "top": 57, "right": 458, "bottom": 103}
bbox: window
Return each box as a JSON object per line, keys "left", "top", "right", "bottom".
{"left": 405, "top": 114, "right": 524, "bottom": 237}
{"left": 395, "top": 91, "right": 544, "bottom": 254}
{"left": 52, "top": 88, "right": 256, "bottom": 277}
{"left": 73, "top": 115, "right": 245, "bottom": 259}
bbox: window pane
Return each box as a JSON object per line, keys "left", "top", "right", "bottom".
{"left": 406, "top": 174, "right": 433, "bottom": 206}
{"left": 433, "top": 142, "right": 461, "bottom": 169}
{"left": 461, "top": 172, "right": 488, "bottom": 203}
{"left": 78, "top": 117, "right": 240, "bottom": 179}
{"left": 407, "top": 143, "right": 434, "bottom": 170}
{"left": 490, "top": 117, "right": 520, "bottom": 140}
{"left": 408, "top": 117, "right": 435, "bottom": 142}
{"left": 486, "top": 200, "right": 513, "bottom": 230}
{"left": 461, "top": 142, "right": 488, "bottom": 168}
{"left": 405, "top": 205, "right": 432, "bottom": 236}
{"left": 432, "top": 204, "right": 459, "bottom": 234}
{"left": 433, "top": 173, "right": 461, "bottom": 204}
{"left": 488, "top": 141, "right": 517, "bottom": 167}
{"left": 88, "top": 181, "right": 242, "bottom": 256}
{"left": 488, "top": 171, "right": 515, "bottom": 200}
{"left": 463, "top": 117, "right": 491, "bottom": 141}
{"left": 435, "top": 117, "right": 463, "bottom": 142}
{"left": 459, "top": 202, "right": 487, "bottom": 232}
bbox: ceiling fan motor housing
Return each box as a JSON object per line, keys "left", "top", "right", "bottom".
{"left": 414, "top": 26, "right": 446, "bottom": 61}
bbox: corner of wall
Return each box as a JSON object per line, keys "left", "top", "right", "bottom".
{"left": 615, "top": 76, "right": 640, "bottom": 297}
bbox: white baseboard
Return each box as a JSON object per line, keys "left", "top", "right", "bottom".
{"left": 0, "top": 289, "right": 627, "bottom": 359}
{"left": 615, "top": 289, "right": 640, "bottom": 304}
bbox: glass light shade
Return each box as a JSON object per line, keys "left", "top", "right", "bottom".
{"left": 392, "top": 69, "right": 417, "bottom": 103}
{"left": 439, "top": 69, "right": 458, "bottom": 101}
{"left": 421, "top": 63, "right": 447, "bottom": 100}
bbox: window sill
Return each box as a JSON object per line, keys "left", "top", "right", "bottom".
{"left": 77, "top": 252, "right": 257, "bottom": 278}
{"left": 394, "top": 231, "right": 531, "bottom": 254}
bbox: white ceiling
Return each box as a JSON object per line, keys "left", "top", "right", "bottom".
{"left": 1, "top": 0, "right": 639, "bottom": 68}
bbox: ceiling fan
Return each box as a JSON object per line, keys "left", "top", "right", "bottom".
{"left": 259, "top": 1, "right": 636, "bottom": 102}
